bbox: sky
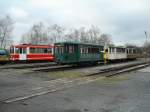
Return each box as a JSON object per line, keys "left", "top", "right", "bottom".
{"left": 0, "top": 0, "right": 150, "bottom": 46}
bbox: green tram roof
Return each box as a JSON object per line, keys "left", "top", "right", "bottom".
{"left": 54, "top": 41, "right": 104, "bottom": 47}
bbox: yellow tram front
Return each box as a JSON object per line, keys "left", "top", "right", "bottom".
{"left": 0, "top": 48, "right": 10, "bottom": 64}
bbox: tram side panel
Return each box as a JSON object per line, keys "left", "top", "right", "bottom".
{"left": 54, "top": 42, "right": 104, "bottom": 64}
{"left": 10, "top": 44, "right": 54, "bottom": 62}
{"left": 106, "top": 47, "right": 127, "bottom": 61}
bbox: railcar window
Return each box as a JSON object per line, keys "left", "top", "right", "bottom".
{"left": 47, "top": 48, "right": 52, "bottom": 53}
{"left": 128, "top": 49, "right": 132, "bottom": 54}
{"left": 92, "top": 47, "right": 99, "bottom": 53}
{"left": 85, "top": 47, "right": 99, "bottom": 54}
{"left": 109, "top": 48, "right": 111, "bottom": 53}
{"left": 88, "top": 47, "right": 91, "bottom": 53}
{"left": 116, "top": 48, "right": 125, "bottom": 53}
{"left": 127, "top": 49, "right": 129, "bottom": 54}
{"left": 15, "top": 48, "right": 19, "bottom": 53}
{"left": 133, "top": 49, "right": 136, "bottom": 53}
{"left": 55, "top": 45, "right": 64, "bottom": 54}
{"left": 111, "top": 48, "right": 115, "bottom": 53}
{"left": 127, "top": 48, "right": 138, "bottom": 54}
{"left": 30, "top": 48, "right": 35, "bottom": 53}
{"left": 30, "top": 48, "right": 52, "bottom": 54}
{"left": 81, "top": 47, "right": 88, "bottom": 54}
{"left": 68, "top": 45, "right": 74, "bottom": 53}
{"left": 81, "top": 46, "right": 102, "bottom": 54}
{"left": 43, "top": 48, "right": 48, "bottom": 53}
{"left": 99, "top": 47, "right": 104, "bottom": 52}
{"left": 127, "top": 49, "right": 130, "bottom": 53}
{"left": 80, "top": 47, "right": 83, "bottom": 54}
{"left": 65, "top": 45, "right": 68, "bottom": 53}
{"left": 59, "top": 47, "right": 63, "bottom": 54}
{"left": 19, "top": 48, "right": 22, "bottom": 54}
{"left": 22, "top": 48, "right": 26, "bottom": 54}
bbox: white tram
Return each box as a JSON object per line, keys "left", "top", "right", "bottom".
{"left": 105, "top": 46, "right": 127, "bottom": 60}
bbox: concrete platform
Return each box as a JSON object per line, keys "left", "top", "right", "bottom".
{"left": 0, "top": 63, "right": 150, "bottom": 112}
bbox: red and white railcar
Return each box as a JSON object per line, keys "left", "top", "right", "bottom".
{"left": 10, "top": 44, "right": 54, "bottom": 61}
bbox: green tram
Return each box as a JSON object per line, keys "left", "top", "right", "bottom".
{"left": 54, "top": 42, "right": 104, "bottom": 64}
{"left": 0, "top": 48, "right": 10, "bottom": 64}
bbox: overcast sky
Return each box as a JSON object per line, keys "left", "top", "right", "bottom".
{"left": 0, "top": 0, "right": 150, "bottom": 45}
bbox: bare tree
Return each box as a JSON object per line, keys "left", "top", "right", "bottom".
{"left": 20, "top": 22, "right": 49, "bottom": 45}
{"left": 64, "top": 26, "right": 113, "bottom": 45}
{"left": 64, "top": 28, "right": 80, "bottom": 42}
{"left": 0, "top": 15, "right": 14, "bottom": 48}
{"left": 142, "top": 41, "right": 150, "bottom": 57}
{"left": 47, "top": 24, "right": 65, "bottom": 43}
{"left": 98, "top": 33, "right": 113, "bottom": 45}
{"left": 21, "top": 23, "right": 113, "bottom": 46}
{"left": 87, "top": 26, "right": 101, "bottom": 44}
{"left": 78, "top": 27, "right": 88, "bottom": 43}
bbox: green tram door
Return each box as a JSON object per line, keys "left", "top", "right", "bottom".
{"left": 64, "top": 43, "right": 79, "bottom": 64}
{"left": 54, "top": 43, "right": 79, "bottom": 64}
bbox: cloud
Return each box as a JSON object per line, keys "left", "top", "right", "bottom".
{"left": 1, "top": 0, "right": 150, "bottom": 45}
{"left": 8, "top": 7, "right": 28, "bottom": 19}
{"left": 13, "top": 22, "right": 31, "bottom": 43}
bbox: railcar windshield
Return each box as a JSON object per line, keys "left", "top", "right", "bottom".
{"left": 14, "top": 48, "right": 26, "bottom": 54}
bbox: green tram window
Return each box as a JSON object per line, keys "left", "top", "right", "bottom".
{"left": 55, "top": 45, "right": 64, "bottom": 54}
{"left": 80, "top": 47, "right": 88, "bottom": 54}
{"left": 65, "top": 44, "right": 75, "bottom": 53}
{"left": 88, "top": 47, "right": 99, "bottom": 54}
{"left": 69, "top": 45, "right": 74, "bottom": 53}
{"left": 92, "top": 47, "right": 99, "bottom": 53}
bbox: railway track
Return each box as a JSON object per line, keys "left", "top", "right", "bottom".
{"left": 87, "top": 62, "right": 150, "bottom": 77}
{"left": 2, "top": 61, "right": 150, "bottom": 103}
{"left": 24, "top": 60, "right": 143, "bottom": 73}
{"left": 0, "top": 62, "right": 56, "bottom": 69}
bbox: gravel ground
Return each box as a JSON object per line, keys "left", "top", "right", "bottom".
{"left": 0, "top": 63, "right": 150, "bottom": 112}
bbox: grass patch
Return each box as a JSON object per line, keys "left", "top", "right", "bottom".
{"left": 95, "top": 74, "right": 130, "bottom": 85}
{"left": 48, "top": 71, "right": 83, "bottom": 79}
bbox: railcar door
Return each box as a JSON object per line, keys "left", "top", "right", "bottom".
{"left": 64, "top": 43, "right": 78, "bottom": 63}
{"left": 19, "top": 48, "right": 27, "bottom": 60}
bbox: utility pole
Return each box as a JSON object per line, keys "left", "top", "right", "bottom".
{"left": 144, "top": 31, "right": 148, "bottom": 63}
